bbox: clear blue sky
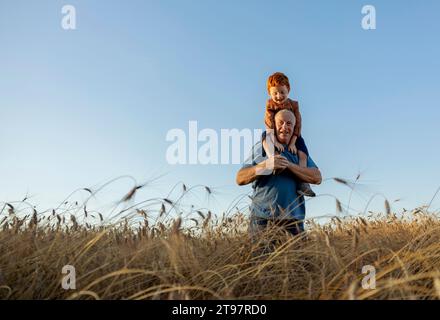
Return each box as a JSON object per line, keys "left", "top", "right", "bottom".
{"left": 1, "top": 0, "right": 439, "bottom": 220}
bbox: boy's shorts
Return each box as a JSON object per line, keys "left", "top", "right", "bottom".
{"left": 262, "top": 131, "right": 309, "bottom": 157}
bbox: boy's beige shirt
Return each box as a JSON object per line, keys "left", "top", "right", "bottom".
{"left": 264, "top": 98, "right": 302, "bottom": 138}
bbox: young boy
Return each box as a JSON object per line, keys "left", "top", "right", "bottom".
{"left": 262, "top": 72, "right": 316, "bottom": 197}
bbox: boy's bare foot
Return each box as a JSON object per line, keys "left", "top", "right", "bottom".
{"left": 263, "top": 139, "right": 275, "bottom": 157}
{"left": 297, "top": 183, "right": 316, "bottom": 197}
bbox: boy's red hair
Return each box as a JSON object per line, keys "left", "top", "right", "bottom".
{"left": 267, "top": 72, "right": 291, "bottom": 94}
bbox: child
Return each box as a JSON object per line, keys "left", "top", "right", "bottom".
{"left": 262, "top": 72, "right": 316, "bottom": 197}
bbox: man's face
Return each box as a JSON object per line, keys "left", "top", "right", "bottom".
{"left": 275, "top": 111, "right": 295, "bottom": 145}
{"left": 269, "top": 85, "right": 289, "bottom": 105}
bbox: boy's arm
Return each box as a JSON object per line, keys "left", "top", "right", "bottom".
{"left": 291, "top": 100, "right": 302, "bottom": 138}
{"left": 288, "top": 135, "right": 298, "bottom": 154}
{"left": 264, "top": 100, "right": 276, "bottom": 129}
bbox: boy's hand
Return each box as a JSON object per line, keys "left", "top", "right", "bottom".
{"left": 266, "top": 129, "right": 284, "bottom": 152}
{"left": 288, "top": 136, "right": 298, "bottom": 154}
{"left": 288, "top": 144, "right": 297, "bottom": 155}
{"left": 274, "top": 140, "right": 285, "bottom": 152}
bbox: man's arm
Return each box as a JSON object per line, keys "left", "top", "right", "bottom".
{"left": 236, "top": 155, "right": 290, "bottom": 186}
{"left": 236, "top": 164, "right": 263, "bottom": 186}
{"left": 286, "top": 162, "right": 322, "bottom": 185}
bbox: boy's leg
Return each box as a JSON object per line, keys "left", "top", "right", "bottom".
{"left": 297, "top": 151, "right": 316, "bottom": 197}
{"left": 298, "top": 150, "right": 308, "bottom": 168}
{"left": 262, "top": 130, "right": 276, "bottom": 157}
{"left": 262, "top": 137, "right": 272, "bottom": 157}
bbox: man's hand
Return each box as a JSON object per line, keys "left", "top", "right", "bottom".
{"left": 266, "top": 155, "right": 290, "bottom": 172}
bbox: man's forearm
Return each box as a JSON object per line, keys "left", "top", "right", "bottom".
{"left": 236, "top": 161, "right": 275, "bottom": 186}
{"left": 286, "top": 163, "right": 322, "bottom": 185}
{"left": 236, "top": 164, "right": 260, "bottom": 186}
{"left": 236, "top": 166, "right": 255, "bottom": 186}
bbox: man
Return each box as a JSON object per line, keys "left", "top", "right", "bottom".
{"left": 236, "top": 109, "right": 322, "bottom": 237}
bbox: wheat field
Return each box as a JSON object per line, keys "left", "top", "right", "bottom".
{"left": 1, "top": 182, "right": 440, "bottom": 300}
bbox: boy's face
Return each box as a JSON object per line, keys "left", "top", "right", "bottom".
{"left": 269, "top": 85, "right": 289, "bottom": 105}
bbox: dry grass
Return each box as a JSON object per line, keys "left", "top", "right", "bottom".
{"left": 1, "top": 184, "right": 440, "bottom": 300}
{"left": 1, "top": 210, "right": 440, "bottom": 300}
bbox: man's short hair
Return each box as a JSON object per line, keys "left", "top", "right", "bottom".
{"left": 274, "top": 109, "right": 296, "bottom": 122}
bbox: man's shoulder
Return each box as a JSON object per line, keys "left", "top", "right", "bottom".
{"left": 251, "top": 140, "right": 264, "bottom": 157}
{"left": 243, "top": 141, "right": 266, "bottom": 167}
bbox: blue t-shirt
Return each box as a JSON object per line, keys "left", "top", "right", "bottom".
{"left": 242, "top": 141, "right": 318, "bottom": 221}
